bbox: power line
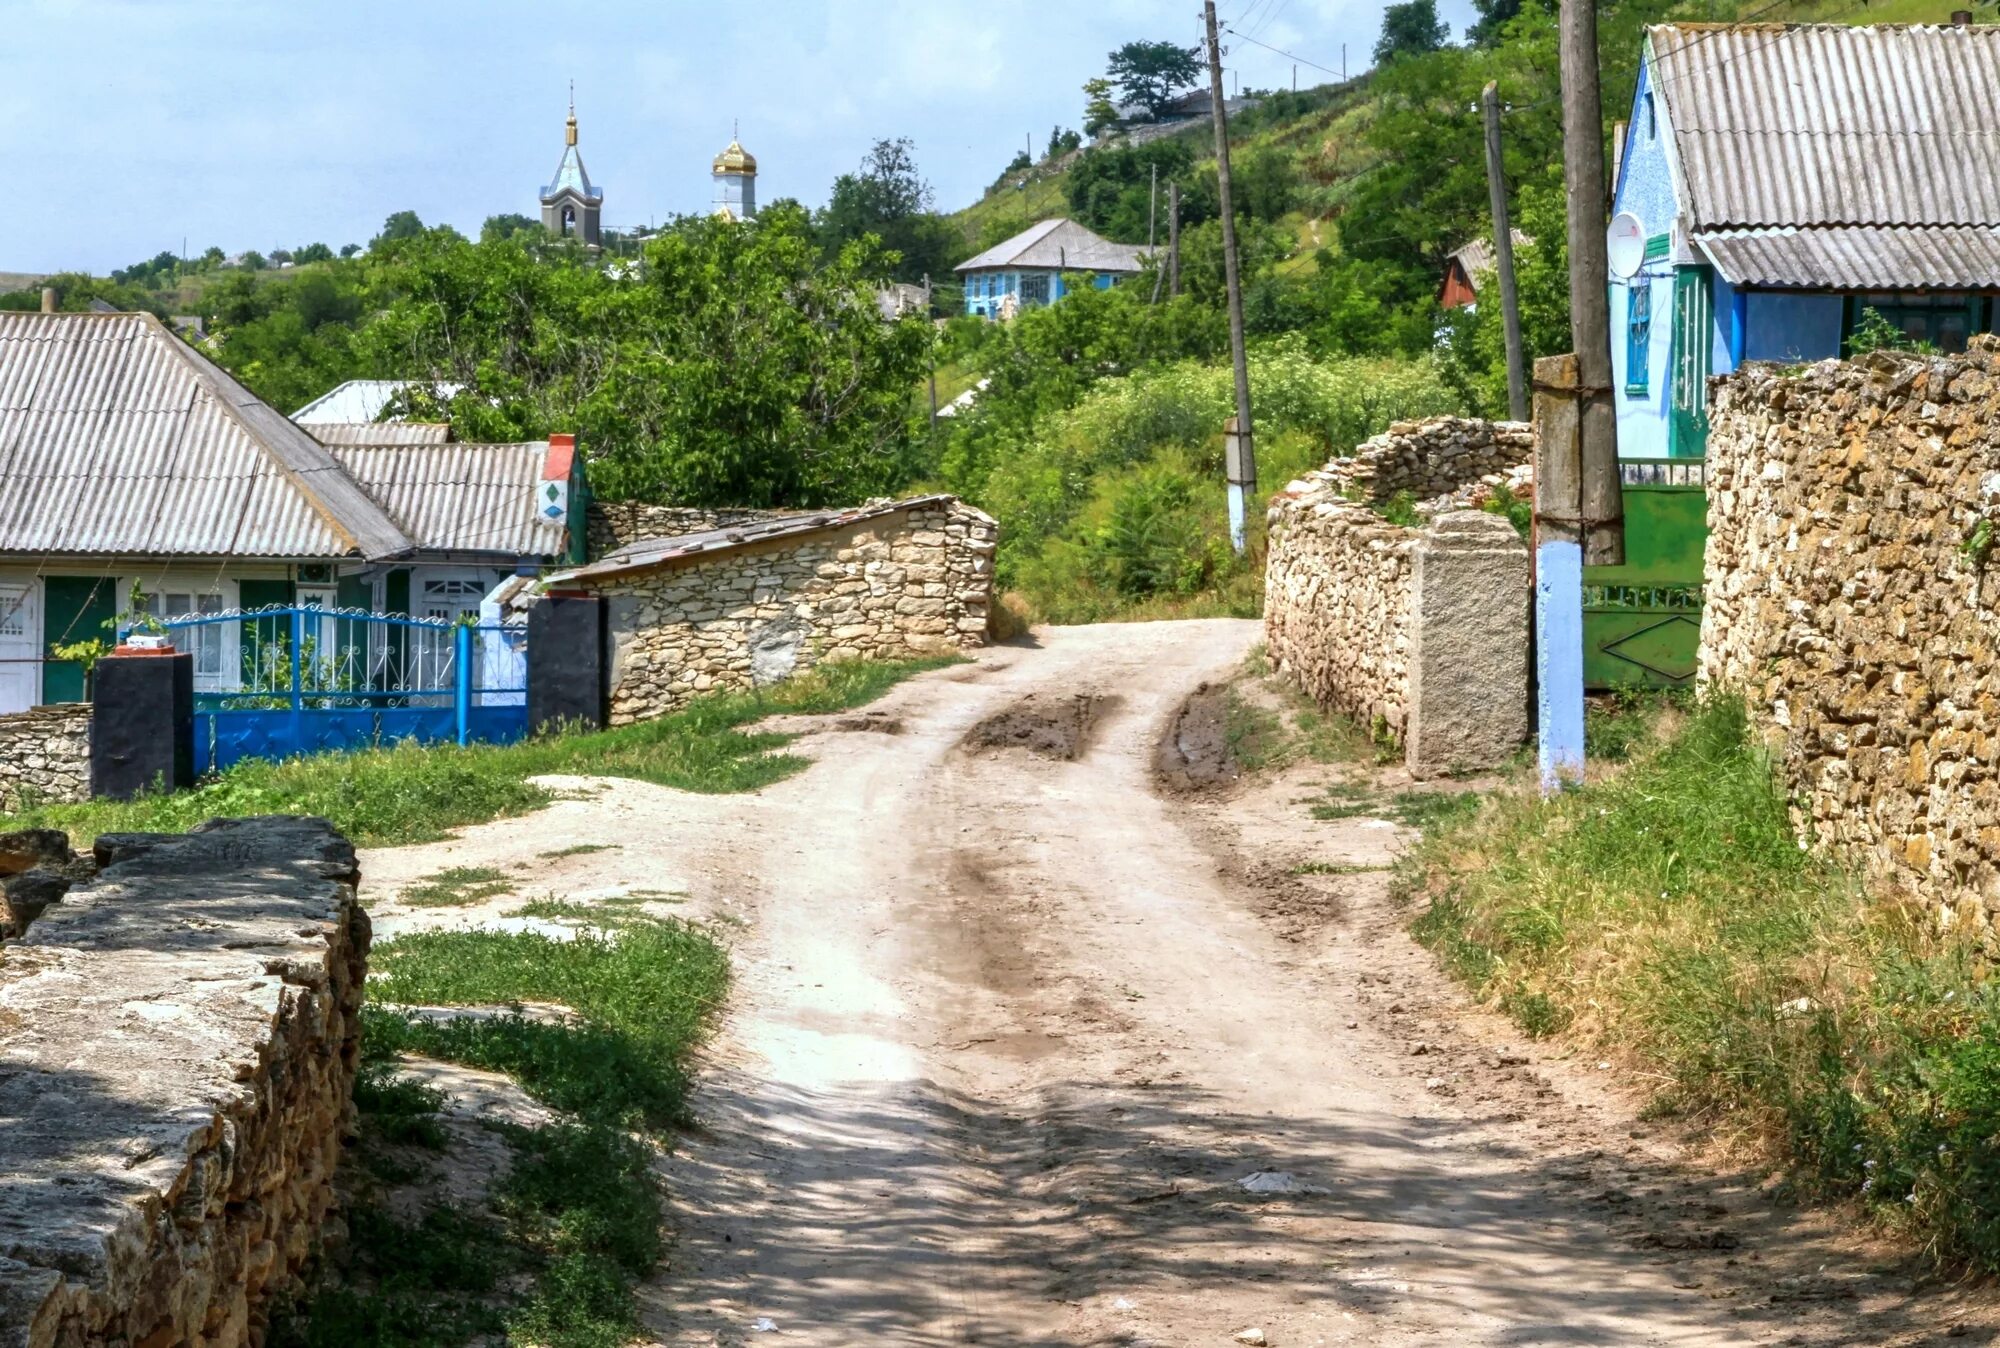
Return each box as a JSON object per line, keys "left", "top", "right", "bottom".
{"left": 1221, "top": 24, "right": 1347, "bottom": 78}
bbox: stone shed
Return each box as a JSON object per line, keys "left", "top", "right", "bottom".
{"left": 545, "top": 495, "right": 998, "bottom": 724}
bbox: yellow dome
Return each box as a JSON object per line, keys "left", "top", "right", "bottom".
{"left": 713, "top": 138, "right": 756, "bottom": 175}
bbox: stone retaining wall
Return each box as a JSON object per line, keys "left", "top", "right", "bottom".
{"left": 1, "top": 816, "right": 369, "bottom": 1348}
{"left": 592, "top": 499, "right": 997, "bottom": 724}
{"left": 1266, "top": 456, "right": 1531, "bottom": 776}
{"left": 1702, "top": 339, "right": 2000, "bottom": 915}
{"left": 1324, "top": 416, "right": 1533, "bottom": 507}
{"left": 0, "top": 704, "right": 91, "bottom": 811}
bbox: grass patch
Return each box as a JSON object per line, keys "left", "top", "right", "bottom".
{"left": 400, "top": 867, "right": 512, "bottom": 909}
{"left": 1403, "top": 696, "right": 2000, "bottom": 1272}
{"left": 1307, "top": 781, "right": 1474, "bottom": 829}
{"left": 285, "top": 914, "right": 730, "bottom": 1345}
{"left": 1291, "top": 860, "right": 1391, "bottom": 876}
{"left": 0, "top": 657, "right": 954, "bottom": 848}
{"left": 1223, "top": 649, "right": 1371, "bottom": 774}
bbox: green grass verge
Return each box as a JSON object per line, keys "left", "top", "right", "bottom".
{"left": 1, "top": 657, "right": 955, "bottom": 848}
{"left": 399, "top": 866, "right": 512, "bottom": 909}
{"left": 1403, "top": 697, "right": 2000, "bottom": 1272}
{"left": 280, "top": 916, "right": 730, "bottom": 1347}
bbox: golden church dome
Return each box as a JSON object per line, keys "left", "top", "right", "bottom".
{"left": 713, "top": 139, "right": 757, "bottom": 176}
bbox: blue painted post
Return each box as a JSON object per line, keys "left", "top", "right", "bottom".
{"left": 1536, "top": 539, "right": 1586, "bottom": 790}
{"left": 289, "top": 608, "right": 303, "bottom": 711}
{"left": 454, "top": 623, "right": 472, "bottom": 746}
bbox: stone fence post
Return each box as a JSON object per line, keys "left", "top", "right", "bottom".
{"left": 1405, "top": 511, "right": 1532, "bottom": 778}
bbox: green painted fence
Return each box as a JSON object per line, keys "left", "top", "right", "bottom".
{"left": 1582, "top": 458, "right": 1707, "bottom": 690}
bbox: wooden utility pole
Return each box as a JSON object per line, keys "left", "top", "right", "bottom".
{"left": 1559, "top": 0, "right": 1623, "bottom": 566}
{"left": 1481, "top": 82, "right": 1529, "bottom": 423}
{"left": 1150, "top": 163, "right": 1159, "bottom": 250}
{"left": 924, "top": 274, "right": 938, "bottom": 426}
{"left": 1169, "top": 181, "right": 1182, "bottom": 298}
{"left": 1204, "top": 0, "right": 1257, "bottom": 554}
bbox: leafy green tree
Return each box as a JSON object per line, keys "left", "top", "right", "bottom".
{"left": 1106, "top": 40, "right": 1202, "bottom": 120}
{"left": 1466, "top": 0, "right": 1530, "bottom": 46}
{"left": 200, "top": 246, "right": 226, "bottom": 268}
{"left": 481, "top": 213, "right": 542, "bottom": 243}
{"left": 1375, "top": 0, "right": 1451, "bottom": 63}
{"left": 1006, "top": 150, "right": 1032, "bottom": 173}
{"left": 370, "top": 211, "right": 426, "bottom": 251}
{"left": 1065, "top": 139, "right": 1214, "bottom": 242}
{"left": 339, "top": 244, "right": 362, "bottom": 259}
{"left": 818, "top": 138, "right": 961, "bottom": 284}
{"left": 240, "top": 251, "right": 268, "bottom": 272}
{"left": 1082, "top": 77, "right": 1120, "bottom": 136}
{"left": 1046, "top": 126, "right": 1082, "bottom": 159}
{"left": 294, "top": 242, "right": 335, "bottom": 264}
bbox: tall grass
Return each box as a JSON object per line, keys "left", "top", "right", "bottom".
{"left": 1405, "top": 697, "right": 2000, "bottom": 1270}
{"left": 0, "top": 657, "right": 953, "bottom": 848}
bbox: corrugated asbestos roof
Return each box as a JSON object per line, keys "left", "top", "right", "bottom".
{"left": 954, "top": 219, "right": 1150, "bottom": 274}
{"left": 1447, "top": 230, "right": 1534, "bottom": 279}
{"left": 1650, "top": 24, "right": 2000, "bottom": 231}
{"left": 1696, "top": 225, "right": 2000, "bottom": 288}
{"left": 309, "top": 421, "right": 452, "bottom": 446}
{"left": 330, "top": 442, "right": 567, "bottom": 557}
{"left": 293, "top": 378, "right": 464, "bottom": 424}
{"left": 546, "top": 495, "right": 959, "bottom": 586}
{"left": 0, "top": 312, "right": 414, "bottom": 560}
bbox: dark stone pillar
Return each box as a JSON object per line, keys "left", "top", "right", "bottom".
{"left": 528, "top": 596, "right": 607, "bottom": 735}
{"left": 90, "top": 653, "right": 194, "bottom": 801}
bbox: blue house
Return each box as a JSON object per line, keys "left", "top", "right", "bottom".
{"left": 1609, "top": 21, "right": 2000, "bottom": 459}
{"left": 955, "top": 219, "right": 1151, "bottom": 319}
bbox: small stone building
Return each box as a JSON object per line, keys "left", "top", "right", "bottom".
{"left": 543, "top": 495, "right": 997, "bottom": 724}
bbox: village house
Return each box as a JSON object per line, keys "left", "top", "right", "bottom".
{"left": 1609, "top": 19, "right": 2000, "bottom": 459}
{"left": 0, "top": 311, "right": 587, "bottom": 715}
{"left": 955, "top": 218, "right": 1150, "bottom": 319}
{"left": 1437, "top": 231, "right": 1533, "bottom": 311}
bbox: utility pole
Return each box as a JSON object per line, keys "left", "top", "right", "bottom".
{"left": 1481, "top": 82, "right": 1529, "bottom": 422}
{"left": 1169, "top": 181, "right": 1182, "bottom": 298}
{"left": 1561, "top": 0, "right": 1622, "bottom": 568}
{"left": 1150, "top": 163, "right": 1159, "bottom": 249}
{"left": 924, "top": 274, "right": 938, "bottom": 426}
{"left": 1204, "top": 0, "right": 1257, "bottom": 555}
{"left": 1533, "top": 0, "right": 1626, "bottom": 792}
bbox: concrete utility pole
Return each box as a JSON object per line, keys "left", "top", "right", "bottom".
{"left": 1150, "top": 163, "right": 1159, "bottom": 249}
{"left": 1169, "top": 181, "right": 1182, "bottom": 298}
{"left": 1481, "top": 82, "right": 1529, "bottom": 423}
{"left": 1204, "top": 0, "right": 1257, "bottom": 555}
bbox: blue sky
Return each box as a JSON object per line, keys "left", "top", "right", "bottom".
{"left": 2, "top": 0, "right": 1475, "bottom": 275}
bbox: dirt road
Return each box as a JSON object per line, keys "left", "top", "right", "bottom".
{"left": 366, "top": 620, "right": 2000, "bottom": 1346}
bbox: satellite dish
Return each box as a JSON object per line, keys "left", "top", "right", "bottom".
{"left": 1607, "top": 212, "right": 1646, "bottom": 279}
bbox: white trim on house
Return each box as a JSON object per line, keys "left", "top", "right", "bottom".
{"left": 0, "top": 578, "right": 43, "bottom": 715}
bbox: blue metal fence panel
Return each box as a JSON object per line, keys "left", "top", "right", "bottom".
{"left": 154, "top": 605, "right": 529, "bottom": 774}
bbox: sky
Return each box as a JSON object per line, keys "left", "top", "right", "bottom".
{"left": 1, "top": 0, "right": 1477, "bottom": 275}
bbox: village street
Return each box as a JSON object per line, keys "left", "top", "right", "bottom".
{"left": 360, "top": 621, "right": 2000, "bottom": 1347}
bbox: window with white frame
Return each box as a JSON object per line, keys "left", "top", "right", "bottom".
{"left": 134, "top": 588, "right": 230, "bottom": 688}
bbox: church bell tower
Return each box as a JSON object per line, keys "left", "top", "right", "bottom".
{"left": 540, "top": 88, "right": 604, "bottom": 247}
{"left": 712, "top": 124, "right": 757, "bottom": 221}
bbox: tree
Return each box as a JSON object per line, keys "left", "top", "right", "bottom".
{"left": 1006, "top": 149, "right": 1032, "bottom": 173}
{"left": 481, "top": 213, "right": 542, "bottom": 243}
{"left": 818, "top": 138, "right": 959, "bottom": 284}
{"left": 200, "top": 246, "right": 226, "bottom": 268}
{"left": 1375, "top": 0, "right": 1451, "bottom": 64}
{"left": 240, "top": 251, "right": 268, "bottom": 272}
{"left": 1106, "top": 40, "right": 1203, "bottom": 120}
{"left": 268, "top": 249, "right": 294, "bottom": 265}
{"left": 1466, "top": 0, "right": 1527, "bottom": 46}
{"left": 293, "top": 242, "right": 334, "bottom": 264}
{"left": 370, "top": 210, "right": 426, "bottom": 251}
{"left": 339, "top": 243, "right": 362, "bottom": 259}
{"left": 1047, "top": 126, "right": 1082, "bottom": 159}
{"left": 1082, "top": 77, "right": 1120, "bottom": 137}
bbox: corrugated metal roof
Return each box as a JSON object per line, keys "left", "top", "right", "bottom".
{"left": 1447, "top": 230, "right": 1534, "bottom": 279}
{"left": 309, "top": 421, "right": 452, "bottom": 445}
{"left": 0, "top": 312, "right": 414, "bottom": 560}
{"left": 954, "top": 219, "right": 1150, "bottom": 274}
{"left": 329, "top": 442, "right": 566, "bottom": 557}
{"left": 546, "top": 495, "right": 960, "bottom": 586}
{"left": 293, "top": 378, "right": 465, "bottom": 424}
{"left": 1696, "top": 224, "right": 2000, "bottom": 288}
{"left": 1650, "top": 24, "right": 2000, "bottom": 230}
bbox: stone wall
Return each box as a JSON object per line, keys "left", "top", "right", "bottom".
{"left": 586, "top": 501, "right": 795, "bottom": 560}
{"left": 1323, "top": 416, "right": 1534, "bottom": 509}
{"left": 1, "top": 816, "right": 369, "bottom": 1348}
{"left": 1266, "top": 456, "right": 1531, "bottom": 776}
{"left": 593, "top": 499, "right": 997, "bottom": 724}
{"left": 0, "top": 704, "right": 90, "bottom": 811}
{"left": 1702, "top": 339, "right": 2000, "bottom": 915}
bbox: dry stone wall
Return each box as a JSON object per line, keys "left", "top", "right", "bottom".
{"left": 0, "top": 705, "right": 89, "bottom": 811}
{"left": 1266, "top": 434, "right": 1531, "bottom": 777}
{"left": 1, "top": 816, "right": 369, "bottom": 1348}
{"left": 595, "top": 499, "right": 997, "bottom": 724}
{"left": 1703, "top": 338, "right": 2000, "bottom": 915}
{"left": 1324, "top": 416, "right": 1533, "bottom": 508}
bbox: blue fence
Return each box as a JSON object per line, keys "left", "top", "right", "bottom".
{"left": 144, "top": 606, "right": 529, "bottom": 774}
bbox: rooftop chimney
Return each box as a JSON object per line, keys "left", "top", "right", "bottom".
{"left": 1953, "top": 9, "right": 1973, "bottom": 24}
{"left": 39, "top": 287, "right": 54, "bottom": 314}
